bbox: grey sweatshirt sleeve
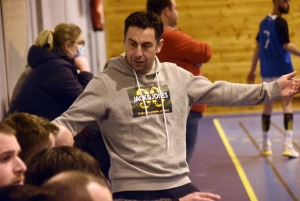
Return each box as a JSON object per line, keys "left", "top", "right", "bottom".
{"left": 180, "top": 69, "right": 281, "bottom": 106}
{"left": 52, "top": 76, "right": 107, "bottom": 136}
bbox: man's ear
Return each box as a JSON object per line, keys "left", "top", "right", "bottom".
{"left": 164, "top": 6, "right": 171, "bottom": 17}
{"left": 156, "top": 39, "right": 164, "bottom": 53}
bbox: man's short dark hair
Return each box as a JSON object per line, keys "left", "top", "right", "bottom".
{"left": 124, "top": 11, "right": 164, "bottom": 44}
{"left": 146, "top": 0, "right": 172, "bottom": 16}
{"left": 25, "top": 146, "right": 105, "bottom": 186}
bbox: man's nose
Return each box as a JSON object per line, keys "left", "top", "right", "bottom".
{"left": 14, "top": 156, "right": 27, "bottom": 173}
{"left": 135, "top": 46, "right": 143, "bottom": 57}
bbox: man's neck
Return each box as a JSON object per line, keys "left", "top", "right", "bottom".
{"left": 272, "top": 8, "right": 282, "bottom": 17}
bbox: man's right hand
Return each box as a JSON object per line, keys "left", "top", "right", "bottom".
{"left": 179, "top": 192, "right": 221, "bottom": 201}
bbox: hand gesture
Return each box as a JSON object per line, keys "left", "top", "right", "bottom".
{"left": 277, "top": 71, "right": 300, "bottom": 97}
{"left": 179, "top": 192, "right": 221, "bottom": 201}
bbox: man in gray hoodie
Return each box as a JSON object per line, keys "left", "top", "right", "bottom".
{"left": 53, "top": 11, "right": 300, "bottom": 200}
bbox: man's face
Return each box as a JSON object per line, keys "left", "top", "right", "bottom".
{"left": 124, "top": 26, "right": 163, "bottom": 74}
{"left": 168, "top": 0, "right": 178, "bottom": 27}
{"left": 276, "top": 0, "right": 290, "bottom": 14}
{"left": 0, "top": 133, "right": 27, "bottom": 187}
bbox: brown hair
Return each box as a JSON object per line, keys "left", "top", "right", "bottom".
{"left": 25, "top": 146, "right": 104, "bottom": 186}
{"left": 3, "top": 112, "right": 59, "bottom": 162}
{"left": 0, "top": 122, "right": 16, "bottom": 136}
{"left": 53, "top": 23, "right": 82, "bottom": 47}
{"left": 34, "top": 23, "right": 82, "bottom": 50}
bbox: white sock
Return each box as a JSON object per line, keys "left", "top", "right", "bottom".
{"left": 263, "top": 132, "right": 270, "bottom": 144}
{"left": 285, "top": 130, "right": 293, "bottom": 144}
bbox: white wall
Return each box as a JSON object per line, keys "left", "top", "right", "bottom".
{"left": 1, "top": 0, "right": 28, "bottom": 119}
{"left": 0, "top": 1, "right": 9, "bottom": 119}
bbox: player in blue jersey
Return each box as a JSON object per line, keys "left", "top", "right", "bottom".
{"left": 247, "top": 0, "right": 300, "bottom": 158}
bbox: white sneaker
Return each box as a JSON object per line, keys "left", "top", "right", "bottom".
{"left": 282, "top": 143, "right": 299, "bottom": 158}
{"left": 261, "top": 141, "right": 272, "bottom": 156}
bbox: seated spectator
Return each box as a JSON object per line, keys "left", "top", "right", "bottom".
{"left": 25, "top": 146, "right": 105, "bottom": 186}
{"left": 6, "top": 23, "right": 93, "bottom": 121}
{"left": 3, "top": 113, "right": 59, "bottom": 162}
{"left": 0, "top": 122, "right": 27, "bottom": 187}
{"left": 0, "top": 184, "right": 58, "bottom": 201}
{"left": 42, "top": 171, "right": 111, "bottom": 201}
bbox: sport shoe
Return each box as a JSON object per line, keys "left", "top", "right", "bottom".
{"left": 282, "top": 143, "right": 299, "bottom": 158}
{"left": 261, "top": 141, "right": 272, "bottom": 156}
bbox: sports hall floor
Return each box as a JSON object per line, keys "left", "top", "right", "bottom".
{"left": 188, "top": 99, "right": 300, "bottom": 201}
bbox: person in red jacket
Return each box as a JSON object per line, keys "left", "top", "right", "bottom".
{"left": 147, "top": 0, "right": 212, "bottom": 163}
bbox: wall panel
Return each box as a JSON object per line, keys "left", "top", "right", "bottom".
{"left": 104, "top": 0, "right": 300, "bottom": 85}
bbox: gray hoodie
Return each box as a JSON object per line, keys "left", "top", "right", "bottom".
{"left": 53, "top": 54, "right": 281, "bottom": 193}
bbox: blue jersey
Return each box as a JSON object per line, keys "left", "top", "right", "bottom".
{"left": 257, "top": 15, "right": 293, "bottom": 78}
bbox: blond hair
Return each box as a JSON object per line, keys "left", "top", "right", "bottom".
{"left": 34, "top": 23, "right": 82, "bottom": 51}
{"left": 34, "top": 29, "right": 53, "bottom": 50}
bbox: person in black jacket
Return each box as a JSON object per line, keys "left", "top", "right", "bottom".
{"left": 6, "top": 23, "right": 93, "bottom": 121}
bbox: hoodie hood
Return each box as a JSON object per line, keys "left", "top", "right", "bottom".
{"left": 27, "top": 45, "right": 73, "bottom": 68}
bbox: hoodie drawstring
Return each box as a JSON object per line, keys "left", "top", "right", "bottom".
{"left": 132, "top": 70, "right": 149, "bottom": 119}
{"left": 132, "top": 69, "right": 170, "bottom": 150}
{"left": 156, "top": 72, "right": 170, "bottom": 150}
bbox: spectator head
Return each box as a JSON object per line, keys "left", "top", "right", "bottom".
{"left": 42, "top": 171, "right": 111, "bottom": 201}
{"left": 146, "top": 0, "right": 172, "bottom": 15}
{"left": 0, "top": 122, "right": 26, "bottom": 187}
{"left": 0, "top": 184, "right": 58, "bottom": 201}
{"left": 34, "top": 23, "right": 84, "bottom": 59}
{"left": 146, "top": 0, "right": 178, "bottom": 27}
{"left": 53, "top": 23, "right": 85, "bottom": 59}
{"left": 3, "top": 113, "right": 59, "bottom": 162}
{"left": 25, "top": 146, "right": 104, "bottom": 186}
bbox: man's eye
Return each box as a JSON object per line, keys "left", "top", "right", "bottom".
{"left": 0, "top": 156, "right": 10, "bottom": 163}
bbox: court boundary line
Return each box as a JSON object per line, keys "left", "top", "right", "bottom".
{"left": 213, "top": 118, "right": 258, "bottom": 201}
{"left": 239, "top": 121, "right": 299, "bottom": 201}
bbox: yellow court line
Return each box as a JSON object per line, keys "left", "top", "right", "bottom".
{"left": 213, "top": 118, "right": 258, "bottom": 201}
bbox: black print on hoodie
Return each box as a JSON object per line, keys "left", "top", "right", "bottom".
{"left": 127, "top": 85, "right": 173, "bottom": 117}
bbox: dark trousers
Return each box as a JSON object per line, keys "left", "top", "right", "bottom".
{"left": 113, "top": 183, "right": 199, "bottom": 200}
{"left": 186, "top": 111, "right": 203, "bottom": 163}
{"left": 74, "top": 127, "right": 111, "bottom": 180}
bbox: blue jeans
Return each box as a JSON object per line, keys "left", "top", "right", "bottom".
{"left": 186, "top": 111, "right": 203, "bottom": 163}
